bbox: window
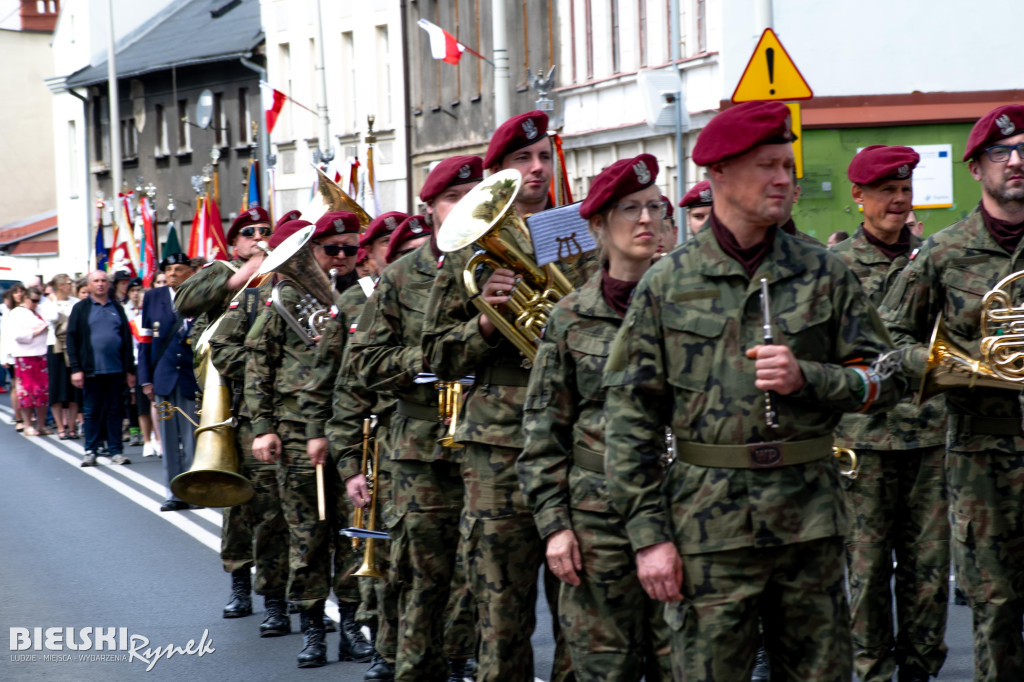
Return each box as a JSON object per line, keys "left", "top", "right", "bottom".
{"left": 238, "top": 87, "right": 252, "bottom": 146}
{"left": 121, "top": 118, "right": 138, "bottom": 160}
{"left": 696, "top": 0, "right": 706, "bottom": 53}
{"left": 67, "top": 120, "right": 79, "bottom": 196}
{"left": 584, "top": 0, "right": 594, "bottom": 79}
{"left": 213, "top": 92, "right": 227, "bottom": 147}
{"left": 610, "top": 0, "right": 620, "bottom": 74}
{"left": 278, "top": 43, "right": 292, "bottom": 139}
{"left": 155, "top": 104, "right": 168, "bottom": 155}
{"left": 93, "top": 95, "right": 109, "bottom": 165}
{"left": 177, "top": 98, "right": 190, "bottom": 152}
{"left": 341, "top": 32, "right": 355, "bottom": 132}
{"left": 376, "top": 26, "right": 391, "bottom": 126}
{"left": 638, "top": 0, "right": 647, "bottom": 67}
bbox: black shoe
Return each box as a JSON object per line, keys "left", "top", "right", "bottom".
{"left": 323, "top": 615, "right": 337, "bottom": 633}
{"left": 751, "top": 644, "right": 770, "bottom": 682}
{"left": 223, "top": 568, "right": 253, "bottom": 618}
{"left": 259, "top": 596, "right": 291, "bottom": 637}
{"left": 898, "top": 664, "right": 930, "bottom": 682}
{"left": 337, "top": 601, "right": 373, "bottom": 662}
{"left": 159, "top": 499, "right": 189, "bottom": 512}
{"left": 954, "top": 586, "right": 969, "bottom": 606}
{"left": 297, "top": 604, "right": 328, "bottom": 668}
{"left": 364, "top": 652, "right": 395, "bottom": 681}
{"left": 448, "top": 656, "right": 478, "bottom": 681}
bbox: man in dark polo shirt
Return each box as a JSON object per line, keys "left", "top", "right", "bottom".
{"left": 66, "top": 270, "right": 136, "bottom": 467}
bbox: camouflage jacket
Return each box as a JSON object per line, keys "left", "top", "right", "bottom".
{"left": 326, "top": 283, "right": 395, "bottom": 479}
{"left": 421, "top": 228, "right": 598, "bottom": 449}
{"left": 830, "top": 226, "right": 945, "bottom": 450}
{"left": 603, "top": 226, "right": 908, "bottom": 555}
{"left": 349, "top": 243, "right": 449, "bottom": 462}
{"left": 175, "top": 259, "right": 242, "bottom": 346}
{"left": 879, "top": 205, "right": 1024, "bottom": 452}
{"left": 243, "top": 280, "right": 340, "bottom": 438}
{"left": 519, "top": 270, "right": 621, "bottom": 540}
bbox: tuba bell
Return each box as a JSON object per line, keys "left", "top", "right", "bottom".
{"left": 436, "top": 169, "right": 573, "bottom": 360}
{"left": 305, "top": 164, "right": 373, "bottom": 229}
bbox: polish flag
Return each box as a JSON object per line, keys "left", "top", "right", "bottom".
{"left": 417, "top": 19, "right": 465, "bottom": 64}
{"left": 264, "top": 87, "right": 287, "bottom": 134}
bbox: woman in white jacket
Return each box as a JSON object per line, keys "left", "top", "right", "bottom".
{"left": 8, "top": 287, "right": 50, "bottom": 435}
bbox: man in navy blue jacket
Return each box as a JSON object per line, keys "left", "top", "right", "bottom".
{"left": 139, "top": 253, "right": 199, "bottom": 512}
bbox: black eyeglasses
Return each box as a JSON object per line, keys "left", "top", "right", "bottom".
{"left": 316, "top": 243, "right": 359, "bottom": 257}
{"left": 28, "top": 298, "right": 41, "bottom": 303}
{"left": 239, "top": 226, "right": 272, "bottom": 238}
{"left": 983, "top": 143, "right": 1024, "bottom": 163}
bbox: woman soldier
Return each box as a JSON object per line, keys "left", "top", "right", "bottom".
{"left": 518, "top": 153, "right": 671, "bottom": 680}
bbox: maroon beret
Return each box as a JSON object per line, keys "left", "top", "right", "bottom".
{"left": 847, "top": 145, "right": 919, "bottom": 184}
{"left": 275, "top": 209, "right": 302, "bottom": 230}
{"left": 385, "top": 215, "right": 433, "bottom": 264}
{"left": 483, "top": 110, "right": 549, "bottom": 169}
{"left": 579, "top": 153, "right": 660, "bottom": 220}
{"left": 692, "top": 101, "right": 797, "bottom": 166}
{"left": 227, "top": 206, "right": 271, "bottom": 243}
{"left": 356, "top": 247, "right": 368, "bottom": 264}
{"left": 420, "top": 156, "right": 484, "bottom": 203}
{"left": 267, "top": 219, "right": 311, "bottom": 249}
{"left": 360, "top": 211, "right": 407, "bottom": 248}
{"left": 679, "top": 180, "right": 713, "bottom": 208}
{"left": 963, "top": 104, "right": 1024, "bottom": 162}
{"left": 661, "top": 195, "right": 674, "bottom": 219}
{"left": 312, "top": 211, "right": 360, "bottom": 239}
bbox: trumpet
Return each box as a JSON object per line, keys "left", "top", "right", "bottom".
{"left": 342, "top": 417, "right": 388, "bottom": 579}
{"left": 438, "top": 378, "right": 474, "bottom": 449}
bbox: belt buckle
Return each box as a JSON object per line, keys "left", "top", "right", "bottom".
{"left": 748, "top": 441, "right": 783, "bottom": 469}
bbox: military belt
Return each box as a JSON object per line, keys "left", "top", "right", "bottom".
{"left": 571, "top": 444, "right": 605, "bottom": 474}
{"left": 478, "top": 365, "right": 530, "bottom": 387}
{"left": 952, "top": 414, "right": 1022, "bottom": 437}
{"left": 674, "top": 435, "right": 833, "bottom": 469}
{"left": 395, "top": 398, "right": 440, "bottom": 423}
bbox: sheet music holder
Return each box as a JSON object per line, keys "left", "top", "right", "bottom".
{"left": 525, "top": 202, "right": 598, "bottom": 267}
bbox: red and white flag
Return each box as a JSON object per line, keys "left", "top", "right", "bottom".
{"left": 417, "top": 19, "right": 465, "bottom": 64}
{"left": 264, "top": 86, "right": 287, "bottom": 134}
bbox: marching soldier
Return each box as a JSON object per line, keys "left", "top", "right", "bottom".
{"left": 880, "top": 104, "right": 1024, "bottom": 681}
{"left": 421, "top": 109, "right": 589, "bottom": 682}
{"left": 175, "top": 206, "right": 274, "bottom": 621}
{"left": 603, "top": 101, "right": 908, "bottom": 680}
{"left": 678, "top": 179, "right": 712, "bottom": 235}
{"left": 348, "top": 157, "right": 483, "bottom": 681}
{"left": 245, "top": 211, "right": 370, "bottom": 668}
{"left": 519, "top": 153, "right": 671, "bottom": 680}
{"left": 833, "top": 146, "right": 949, "bottom": 682}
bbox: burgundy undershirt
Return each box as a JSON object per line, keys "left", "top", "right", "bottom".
{"left": 601, "top": 264, "right": 639, "bottom": 317}
{"left": 710, "top": 211, "right": 777, "bottom": 278}
{"left": 980, "top": 202, "right": 1024, "bottom": 254}
{"left": 862, "top": 224, "right": 912, "bottom": 261}
{"left": 778, "top": 218, "right": 797, "bottom": 236}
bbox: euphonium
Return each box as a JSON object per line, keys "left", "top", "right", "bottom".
{"left": 437, "top": 380, "right": 469, "bottom": 449}
{"left": 833, "top": 447, "right": 859, "bottom": 480}
{"left": 436, "top": 169, "right": 573, "bottom": 360}
{"left": 259, "top": 224, "right": 336, "bottom": 346}
{"left": 916, "top": 269, "right": 1024, "bottom": 404}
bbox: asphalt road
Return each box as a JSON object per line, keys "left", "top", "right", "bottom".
{"left": 0, "top": 397, "right": 976, "bottom": 681}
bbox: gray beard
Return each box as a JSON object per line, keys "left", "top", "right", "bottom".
{"left": 984, "top": 176, "right": 1024, "bottom": 206}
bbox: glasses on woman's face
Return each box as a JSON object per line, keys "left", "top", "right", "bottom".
{"left": 613, "top": 201, "right": 667, "bottom": 222}
{"left": 316, "top": 243, "right": 359, "bottom": 257}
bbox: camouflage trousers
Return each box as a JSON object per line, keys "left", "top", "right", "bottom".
{"left": 220, "top": 419, "right": 289, "bottom": 596}
{"left": 461, "top": 442, "right": 571, "bottom": 682}
{"left": 276, "top": 419, "right": 332, "bottom": 610}
{"left": 843, "top": 446, "right": 949, "bottom": 682}
{"left": 328, "top": 461, "right": 361, "bottom": 606}
{"left": 561, "top": 506, "right": 671, "bottom": 681}
{"left": 389, "top": 458, "right": 475, "bottom": 681}
{"left": 948, "top": 445, "right": 1024, "bottom": 681}
{"left": 353, "top": 461, "right": 399, "bottom": 663}
{"left": 666, "top": 537, "right": 852, "bottom": 682}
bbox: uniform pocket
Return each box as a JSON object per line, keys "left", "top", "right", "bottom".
{"left": 942, "top": 268, "right": 994, "bottom": 342}
{"left": 661, "top": 304, "right": 728, "bottom": 392}
{"left": 566, "top": 329, "right": 610, "bottom": 401}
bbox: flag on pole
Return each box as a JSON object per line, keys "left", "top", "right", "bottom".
{"left": 417, "top": 19, "right": 466, "bottom": 64}
{"left": 164, "top": 220, "right": 182, "bottom": 259}
{"left": 119, "top": 194, "right": 142, "bottom": 273}
{"left": 348, "top": 157, "right": 360, "bottom": 198}
{"left": 204, "top": 192, "right": 228, "bottom": 261}
{"left": 139, "top": 195, "right": 157, "bottom": 287}
{"left": 549, "top": 132, "right": 574, "bottom": 207}
{"left": 187, "top": 196, "right": 205, "bottom": 260}
{"left": 264, "top": 87, "right": 287, "bottom": 134}
{"left": 365, "top": 145, "right": 381, "bottom": 218}
{"left": 95, "top": 200, "right": 108, "bottom": 271}
{"left": 245, "top": 159, "right": 261, "bottom": 209}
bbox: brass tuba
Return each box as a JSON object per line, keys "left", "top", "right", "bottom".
{"left": 436, "top": 169, "right": 573, "bottom": 360}
{"left": 306, "top": 164, "right": 373, "bottom": 229}
{"left": 917, "top": 302, "right": 1024, "bottom": 406}
{"left": 259, "top": 224, "right": 337, "bottom": 345}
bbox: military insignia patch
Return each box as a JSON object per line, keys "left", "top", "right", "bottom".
{"left": 229, "top": 300, "right": 240, "bottom": 309}
{"left": 896, "top": 164, "right": 910, "bottom": 179}
{"left": 997, "top": 113, "right": 1016, "bottom": 137}
{"left": 349, "top": 322, "right": 358, "bottom": 334}
{"left": 330, "top": 305, "right": 339, "bottom": 318}
{"left": 699, "top": 188, "right": 712, "bottom": 202}
{"left": 333, "top": 218, "right": 346, "bottom": 232}
{"left": 410, "top": 218, "right": 423, "bottom": 234}
{"left": 249, "top": 208, "right": 260, "bottom": 220}
{"left": 909, "top": 247, "right": 920, "bottom": 260}
{"left": 633, "top": 160, "right": 651, "bottom": 185}
{"left": 384, "top": 216, "right": 398, "bottom": 231}
{"left": 522, "top": 118, "right": 539, "bottom": 140}
{"left": 437, "top": 254, "right": 446, "bottom": 269}
{"left": 457, "top": 164, "right": 472, "bottom": 179}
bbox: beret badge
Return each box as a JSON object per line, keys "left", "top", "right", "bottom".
{"left": 633, "top": 160, "right": 651, "bottom": 185}
{"left": 457, "top": 164, "right": 472, "bottom": 179}
{"left": 522, "top": 118, "right": 538, "bottom": 140}
{"left": 997, "top": 113, "right": 1016, "bottom": 137}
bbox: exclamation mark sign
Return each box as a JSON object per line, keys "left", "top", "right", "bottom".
{"left": 766, "top": 47, "right": 776, "bottom": 95}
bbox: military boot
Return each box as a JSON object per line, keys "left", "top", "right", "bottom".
{"left": 259, "top": 596, "right": 291, "bottom": 637}
{"left": 297, "top": 603, "right": 328, "bottom": 668}
{"left": 364, "top": 652, "right": 395, "bottom": 681}
{"left": 337, "top": 601, "right": 374, "bottom": 662}
{"left": 222, "top": 568, "right": 252, "bottom": 618}
{"left": 447, "top": 656, "right": 478, "bottom": 681}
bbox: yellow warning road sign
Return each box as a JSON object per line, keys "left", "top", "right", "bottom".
{"left": 786, "top": 102, "right": 804, "bottom": 179}
{"left": 732, "top": 29, "right": 813, "bottom": 103}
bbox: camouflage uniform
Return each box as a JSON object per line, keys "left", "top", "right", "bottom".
{"left": 422, "top": 237, "right": 595, "bottom": 682}
{"left": 831, "top": 227, "right": 949, "bottom": 681}
{"left": 327, "top": 283, "right": 400, "bottom": 666}
{"left": 244, "top": 281, "right": 340, "bottom": 611}
{"left": 880, "top": 205, "right": 1024, "bottom": 681}
{"left": 349, "top": 242, "right": 476, "bottom": 681}
{"left": 206, "top": 277, "right": 289, "bottom": 598}
{"left": 603, "top": 227, "right": 908, "bottom": 681}
{"left": 519, "top": 270, "right": 671, "bottom": 681}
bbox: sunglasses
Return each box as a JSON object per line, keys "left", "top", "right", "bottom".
{"left": 29, "top": 298, "right": 41, "bottom": 303}
{"left": 239, "top": 226, "right": 272, "bottom": 238}
{"left": 316, "top": 243, "right": 359, "bottom": 257}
